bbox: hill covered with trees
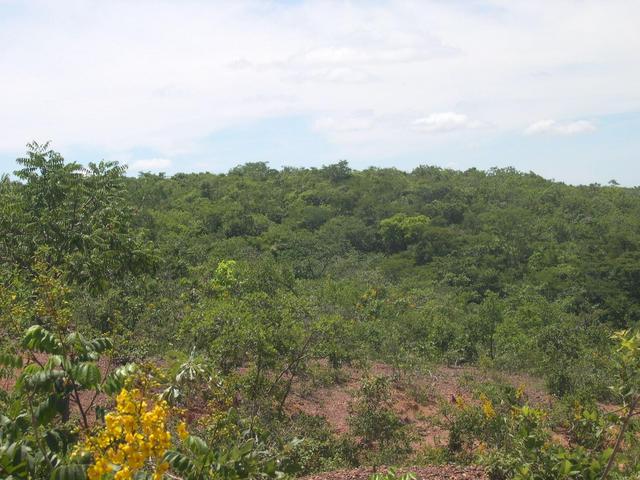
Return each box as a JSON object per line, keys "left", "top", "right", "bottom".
{"left": 1, "top": 143, "right": 640, "bottom": 479}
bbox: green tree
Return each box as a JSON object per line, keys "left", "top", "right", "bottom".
{"left": 1, "top": 142, "right": 154, "bottom": 290}
{"left": 379, "top": 214, "right": 430, "bottom": 253}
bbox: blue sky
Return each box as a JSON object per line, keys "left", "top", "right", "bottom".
{"left": 1, "top": 0, "right": 639, "bottom": 185}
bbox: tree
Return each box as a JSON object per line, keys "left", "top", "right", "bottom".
{"left": 0, "top": 263, "right": 136, "bottom": 479}
{"left": 1, "top": 142, "right": 154, "bottom": 290}
{"left": 379, "top": 214, "right": 430, "bottom": 253}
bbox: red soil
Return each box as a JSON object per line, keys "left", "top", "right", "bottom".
{"left": 302, "top": 466, "right": 488, "bottom": 480}
{"left": 287, "top": 362, "right": 553, "bottom": 449}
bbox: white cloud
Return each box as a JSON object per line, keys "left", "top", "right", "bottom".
{"left": 412, "top": 112, "right": 477, "bottom": 133}
{"left": 294, "top": 44, "right": 453, "bottom": 66}
{"left": 525, "top": 119, "right": 596, "bottom": 136}
{"left": 313, "top": 116, "right": 374, "bottom": 133}
{"left": 291, "top": 67, "right": 375, "bottom": 84}
{"left": 129, "top": 158, "right": 172, "bottom": 171}
{"left": 0, "top": 0, "right": 637, "bottom": 160}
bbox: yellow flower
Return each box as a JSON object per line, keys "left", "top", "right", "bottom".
{"left": 153, "top": 461, "right": 170, "bottom": 480}
{"left": 115, "top": 466, "right": 132, "bottom": 480}
{"left": 481, "top": 394, "right": 496, "bottom": 419}
{"left": 83, "top": 388, "right": 172, "bottom": 479}
{"left": 177, "top": 421, "right": 189, "bottom": 440}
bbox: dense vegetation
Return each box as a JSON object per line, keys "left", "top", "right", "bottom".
{"left": 1, "top": 142, "right": 640, "bottom": 479}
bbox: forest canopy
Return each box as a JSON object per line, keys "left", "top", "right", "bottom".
{"left": 2, "top": 144, "right": 640, "bottom": 479}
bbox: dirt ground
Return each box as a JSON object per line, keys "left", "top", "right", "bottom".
{"left": 286, "top": 362, "right": 553, "bottom": 447}
{"left": 301, "top": 465, "right": 488, "bottom": 480}
{"left": 3, "top": 355, "right": 553, "bottom": 479}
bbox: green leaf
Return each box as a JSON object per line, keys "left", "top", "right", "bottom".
{"left": 185, "top": 435, "right": 209, "bottom": 456}
{"left": 21, "top": 325, "right": 62, "bottom": 354}
{"left": 102, "top": 363, "right": 136, "bottom": 395}
{"left": 50, "top": 464, "right": 87, "bottom": 480}
{"left": 0, "top": 442, "right": 33, "bottom": 476}
{"left": 35, "top": 395, "right": 65, "bottom": 426}
{"left": 0, "top": 353, "right": 23, "bottom": 369}
{"left": 164, "top": 451, "right": 195, "bottom": 473}
{"left": 70, "top": 362, "right": 101, "bottom": 388}
{"left": 19, "top": 366, "right": 65, "bottom": 392}
{"left": 86, "top": 337, "right": 112, "bottom": 354}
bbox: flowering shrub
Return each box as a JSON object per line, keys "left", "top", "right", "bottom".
{"left": 442, "top": 371, "right": 640, "bottom": 480}
{"left": 445, "top": 391, "right": 510, "bottom": 455}
{"left": 82, "top": 388, "right": 172, "bottom": 480}
{"left": 480, "top": 405, "right": 614, "bottom": 480}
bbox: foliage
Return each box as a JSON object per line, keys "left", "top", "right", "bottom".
{"left": 280, "top": 414, "right": 358, "bottom": 475}
{"left": 348, "top": 376, "right": 412, "bottom": 467}
{"left": 379, "top": 214, "right": 430, "bottom": 254}
{"left": 81, "top": 388, "right": 171, "bottom": 480}
{"left": 4, "top": 146, "right": 640, "bottom": 477}
{"left": 442, "top": 331, "right": 640, "bottom": 479}
{"left": 480, "top": 405, "right": 613, "bottom": 480}
{"left": 2, "top": 142, "right": 154, "bottom": 290}
{"left": 0, "top": 266, "right": 134, "bottom": 479}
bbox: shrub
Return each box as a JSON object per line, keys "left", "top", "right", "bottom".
{"left": 348, "top": 376, "right": 412, "bottom": 467}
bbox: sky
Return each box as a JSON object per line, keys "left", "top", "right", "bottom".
{"left": 0, "top": 0, "right": 639, "bottom": 185}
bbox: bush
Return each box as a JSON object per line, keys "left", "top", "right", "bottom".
{"left": 348, "top": 376, "right": 412, "bottom": 467}
{"left": 284, "top": 414, "right": 359, "bottom": 475}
